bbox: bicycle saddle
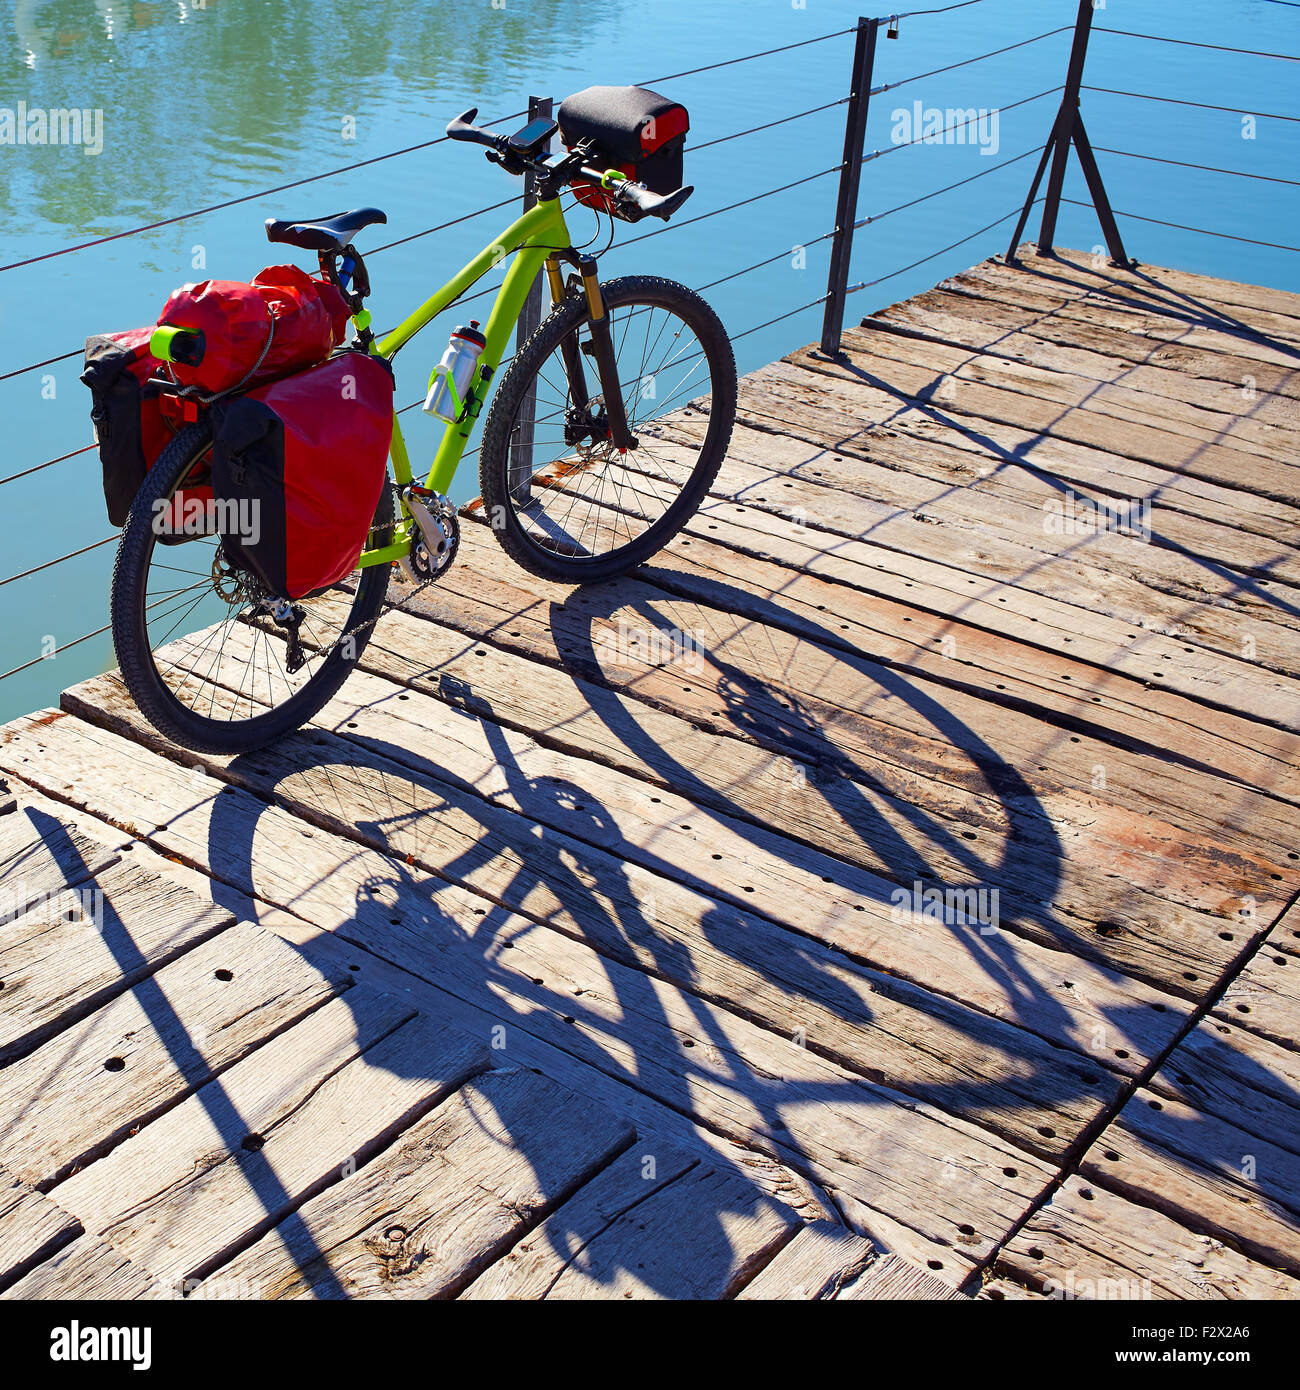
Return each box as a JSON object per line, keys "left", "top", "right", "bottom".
{"left": 264, "top": 207, "right": 387, "bottom": 252}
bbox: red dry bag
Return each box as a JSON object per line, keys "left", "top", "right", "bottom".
{"left": 157, "top": 265, "right": 351, "bottom": 397}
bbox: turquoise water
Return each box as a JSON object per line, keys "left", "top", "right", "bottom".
{"left": 0, "top": 0, "right": 1296, "bottom": 723}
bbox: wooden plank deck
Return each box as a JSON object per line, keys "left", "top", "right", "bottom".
{"left": 1, "top": 246, "right": 1298, "bottom": 1299}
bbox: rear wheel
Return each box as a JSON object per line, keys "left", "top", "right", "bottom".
{"left": 478, "top": 274, "right": 737, "bottom": 583}
{"left": 110, "top": 419, "right": 393, "bottom": 754}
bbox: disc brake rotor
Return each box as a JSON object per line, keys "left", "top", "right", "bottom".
{"left": 210, "top": 546, "right": 247, "bottom": 604}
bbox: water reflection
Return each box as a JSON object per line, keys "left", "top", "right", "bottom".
{"left": 3, "top": 0, "right": 626, "bottom": 234}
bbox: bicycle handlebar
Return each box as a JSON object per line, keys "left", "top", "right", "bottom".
{"left": 443, "top": 108, "right": 693, "bottom": 223}
{"left": 446, "top": 108, "right": 506, "bottom": 152}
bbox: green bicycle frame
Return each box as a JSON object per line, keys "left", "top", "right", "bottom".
{"left": 353, "top": 194, "right": 574, "bottom": 569}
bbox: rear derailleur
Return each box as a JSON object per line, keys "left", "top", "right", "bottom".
{"left": 213, "top": 543, "right": 310, "bottom": 672}
{"left": 270, "top": 599, "right": 308, "bottom": 673}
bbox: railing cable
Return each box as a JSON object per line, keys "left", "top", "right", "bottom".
{"left": 1064, "top": 199, "right": 1300, "bottom": 254}
{"left": 368, "top": 196, "right": 520, "bottom": 255}
{"left": 0, "top": 534, "right": 117, "bottom": 589}
{"left": 1093, "top": 28, "right": 1300, "bottom": 62}
{"left": 857, "top": 144, "right": 1040, "bottom": 227}
{"left": 1082, "top": 86, "right": 1300, "bottom": 123}
{"left": 0, "top": 622, "right": 113, "bottom": 684}
{"left": 884, "top": 0, "right": 989, "bottom": 19}
{"left": 626, "top": 165, "right": 843, "bottom": 246}
{"left": 848, "top": 202, "right": 1036, "bottom": 293}
{"left": 637, "top": 25, "right": 857, "bottom": 87}
{"left": 694, "top": 98, "right": 851, "bottom": 152}
{"left": 0, "top": 111, "right": 528, "bottom": 276}
{"left": 873, "top": 26, "right": 1070, "bottom": 94}
{"left": 1095, "top": 147, "right": 1300, "bottom": 188}
{"left": 0, "top": 443, "right": 96, "bottom": 490}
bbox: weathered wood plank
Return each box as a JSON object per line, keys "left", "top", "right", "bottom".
{"left": 0, "top": 800, "right": 118, "bottom": 926}
{"left": 1150, "top": 1003, "right": 1300, "bottom": 1159}
{"left": 0, "top": 855, "right": 235, "bottom": 1065}
{"left": 735, "top": 1221, "right": 874, "bottom": 1299}
{"left": 878, "top": 283, "right": 1300, "bottom": 418}
{"left": 53, "top": 994, "right": 486, "bottom": 1286}
{"left": 856, "top": 307, "right": 1300, "bottom": 442}
{"left": 414, "top": 527, "right": 1299, "bottom": 919}
{"left": 841, "top": 1251, "right": 969, "bottom": 1300}
{"left": 1212, "top": 919, "right": 1300, "bottom": 1052}
{"left": 202, "top": 1069, "right": 637, "bottom": 1300}
{"left": 1014, "top": 247, "right": 1300, "bottom": 339}
{"left": 795, "top": 336, "right": 1300, "bottom": 546}
{"left": 1079, "top": 1091, "right": 1300, "bottom": 1274}
{"left": 0, "top": 712, "right": 1057, "bottom": 1273}
{"left": 0, "top": 1166, "right": 80, "bottom": 1292}
{"left": 747, "top": 357, "right": 1300, "bottom": 575}
{"left": 459, "top": 1144, "right": 707, "bottom": 1298}
{"left": 665, "top": 482, "right": 1300, "bottom": 773}
{"left": 633, "top": 519, "right": 1300, "bottom": 807}
{"left": 302, "top": 594, "right": 1271, "bottom": 998}
{"left": 3, "top": 1235, "right": 172, "bottom": 1300}
{"left": 976, "top": 1276, "right": 1048, "bottom": 1301}
{"left": 0, "top": 919, "right": 351, "bottom": 1188}
{"left": 789, "top": 332, "right": 1300, "bottom": 498}
{"left": 6, "top": 774, "right": 835, "bottom": 1235}
{"left": 999, "top": 1174, "right": 1300, "bottom": 1300}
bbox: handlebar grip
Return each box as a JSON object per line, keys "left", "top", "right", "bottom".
{"left": 616, "top": 180, "right": 694, "bottom": 223}
{"left": 445, "top": 107, "right": 505, "bottom": 151}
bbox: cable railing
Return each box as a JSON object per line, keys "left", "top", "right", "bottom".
{"left": 4, "top": 1, "right": 1298, "bottom": 688}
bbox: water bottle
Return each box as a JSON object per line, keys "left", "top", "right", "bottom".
{"left": 423, "top": 321, "right": 487, "bottom": 424}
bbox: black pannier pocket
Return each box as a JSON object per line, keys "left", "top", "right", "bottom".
{"left": 558, "top": 85, "right": 689, "bottom": 214}
{"left": 82, "top": 328, "right": 176, "bottom": 527}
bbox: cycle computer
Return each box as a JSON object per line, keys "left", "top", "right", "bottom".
{"left": 507, "top": 116, "right": 558, "bottom": 155}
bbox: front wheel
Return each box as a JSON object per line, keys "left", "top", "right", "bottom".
{"left": 110, "top": 418, "right": 394, "bottom": 754}
{"left": 478, "top": 274, "right": 737, "bottom": 583}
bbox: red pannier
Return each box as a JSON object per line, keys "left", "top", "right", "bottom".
{"left": 82, "top": 327, "right": 211, "bottom": 537}
{"left": 558, "top": 85, "right": 689, "bottom": 217}
{"left": 156, "top": 264, "right": 351, "bottom": 397}
{"left": 209, "top": 352, "right": 394, "bottom": 600}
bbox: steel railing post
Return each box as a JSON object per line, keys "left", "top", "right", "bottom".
{"left": 820, "top": 17, "right": 880, "bottom": 357}
{"left": 1007, "top": 0, "right": 1131, "bottom": 266}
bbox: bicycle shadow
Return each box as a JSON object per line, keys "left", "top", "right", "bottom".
{"left": 163, "top": 571, "right": 1272, "bottom": 1296}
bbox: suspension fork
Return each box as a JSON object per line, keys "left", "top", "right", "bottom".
{"left": 546, "top": 254, "right": 590, "bottom": 415}
{"left": 560, "top": 254, "right": 637, "bottom": 452}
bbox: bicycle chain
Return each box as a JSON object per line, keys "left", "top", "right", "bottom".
{"left": 301, "top": 493, "right": 451, "bottom": 667}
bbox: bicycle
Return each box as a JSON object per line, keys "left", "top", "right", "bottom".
{"left": 110, "top": 103, "right": 738, "bottom": 754}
